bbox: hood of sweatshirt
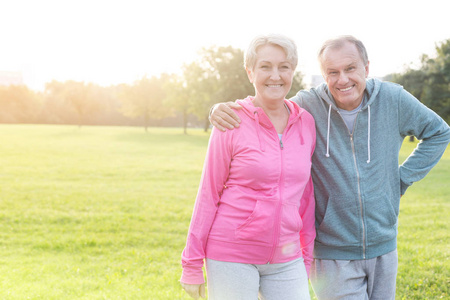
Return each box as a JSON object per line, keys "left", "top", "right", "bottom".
{"left": 237, "top": 96, "right": 305, "bottom": 125}
{"left": 236, "top": 96, "right": 307, "bottom": 151}
{"left": 310, "top": 78, "right": 382, "bottom": 163}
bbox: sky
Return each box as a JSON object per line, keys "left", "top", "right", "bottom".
{"left": 1, "top": 0, "right": 448, "bottom": 91}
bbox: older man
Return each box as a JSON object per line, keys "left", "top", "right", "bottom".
{"left": 209, "top": 35, "right": 450, "bottom": 299}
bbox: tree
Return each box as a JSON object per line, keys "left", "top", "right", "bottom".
{"left": 0, "top": 85, "right": 40, "bottom": 123}
{"left": 183, "top": 60, "right": 217, "bottom": 132}
{"left": 66, "top": 82, "right": 98, "bottom": 127}
{"left": 287, "top": 71, "right": 305, "bottom": 99}
{"left": 42, "top": 80, "right": 68, "bottom": 124}
{"left": 164, "top": 73, "right": 192, "bottom": 134}
{"left": 387, "top": 39, "right": 450, "bottom": 123}
{"left": 119, "top": 75, "right": 172, "bottom": 132}
{"left": 43, "top": 80, "right": 106, "bottom": 127}
{"left": 201, "top": 46, "right": 255, "bottom": 102}
{"left": 186, "top": 46, "right": 255, "bottom": 132}
{"left": 421, "top": 39, "right": 450, "bottom": 123}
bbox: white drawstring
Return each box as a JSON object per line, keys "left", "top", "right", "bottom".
{"left": 366, "top": 105, "right": 371, "bottom": 163}
{"left": 325, "top": 104, "right": 331, "bottom": 157}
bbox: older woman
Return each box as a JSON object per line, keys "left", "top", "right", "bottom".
{"left": 180, "top": 34, "right": 316, "bottom": 300}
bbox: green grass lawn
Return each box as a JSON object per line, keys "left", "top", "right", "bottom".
{"left": 0, "top": 124, "right": 448, "bottom": 299}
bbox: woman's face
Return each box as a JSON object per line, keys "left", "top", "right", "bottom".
{"left": 246, "top": 44, "right": 294, "bottom": 104}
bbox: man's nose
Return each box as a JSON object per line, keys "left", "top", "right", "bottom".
{"left": 338, "top": 72, "right": 349, "bottom": 84}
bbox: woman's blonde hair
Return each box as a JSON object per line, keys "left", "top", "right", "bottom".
{"left": 244, "top": 34, "right": 298, "bottom": 70}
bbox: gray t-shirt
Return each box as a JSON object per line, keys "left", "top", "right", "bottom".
{"left": 338, "top": 100, "right": 364, "bottom": 134}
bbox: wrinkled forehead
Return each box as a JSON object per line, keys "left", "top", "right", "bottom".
{"left": 321, "top": 43, "right": 364, "bottom": 69}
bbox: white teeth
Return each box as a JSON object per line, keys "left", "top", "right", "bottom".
{"left": 267, "top": 84, "right": 282, "bottom": 87}
{"left": 340, "top": 86, "right": 353, "bottom": 92}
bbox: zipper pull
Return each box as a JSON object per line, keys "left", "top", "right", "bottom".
{"left": 280, "top": 139, "right": 284, "bottom": 149}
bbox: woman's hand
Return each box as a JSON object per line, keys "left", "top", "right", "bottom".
{"left": 180, "top": 282, "right": 206, "bottom": 299}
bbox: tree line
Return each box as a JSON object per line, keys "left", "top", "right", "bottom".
{"left": 385, "top": 39, "right": 450, "bottom": 123}
{"left": 0, "top": 46, "right": 303, "bottom": 133}
{"left": 0, "top": 40, "right": 448, "bottom": 133}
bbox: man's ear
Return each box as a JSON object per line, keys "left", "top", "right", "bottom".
{"left": 365, "top": 61, "right": 370, "bottom": 78}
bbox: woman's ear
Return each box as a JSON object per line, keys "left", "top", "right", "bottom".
{"left": 246, "top": 67, "right": 253, "bottom": 83}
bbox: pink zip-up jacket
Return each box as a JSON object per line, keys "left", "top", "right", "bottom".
{"left": 181, "top": 97, "right": 316, "bottom": 284}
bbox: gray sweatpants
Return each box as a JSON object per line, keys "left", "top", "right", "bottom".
{"left": 206, "top": 257, "right": 310, "bottom": 300}
{"left": 310, "top": 250, "right": 398, "bottom": 300}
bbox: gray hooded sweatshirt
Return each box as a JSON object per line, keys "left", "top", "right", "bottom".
{"left": 291, "top": 78, "right": 450, "bottom": 260}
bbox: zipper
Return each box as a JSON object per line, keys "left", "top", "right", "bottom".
{"left": 265, "top": 107, "right": 299, "bottom": 263}
{"left": 338, "top": 110, "right": 366, "bottom": 259}
{"left": 350, "top": 135, "right": 366, "bottom": 259}
{"left": 267, "top": 127, "right": 289, "bottom": 263}
{"left": 267, "top": 147, "right": 283, "bottom": 263}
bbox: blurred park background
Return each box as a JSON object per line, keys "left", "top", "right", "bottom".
{"left": 1, "top": 38, "right": 449, "bottom": 134}
{"left": 1, "top": 1, "right": 449, "bottom": 299}
{"left": 1, "top": 1, "right": 449, "bottom": 134}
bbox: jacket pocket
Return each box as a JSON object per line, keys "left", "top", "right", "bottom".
{"left": 235, "top": 200, "right": 276, "bottom": 244}
{"left": 280, "top": 204, "right": 301, "bottom": 235}
{"left": 364, "top": 194, "right": 398, "bottom": 245}
{"left": 317, "top": 196, "right": 361, "bottom": 247}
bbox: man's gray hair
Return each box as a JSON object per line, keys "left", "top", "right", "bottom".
{"left": 318, "top": 35, "right": 369, "bottom": 66}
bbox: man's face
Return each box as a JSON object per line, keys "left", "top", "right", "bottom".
{"left": 321, "top": 42, "right": 369, "bottom": 111}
